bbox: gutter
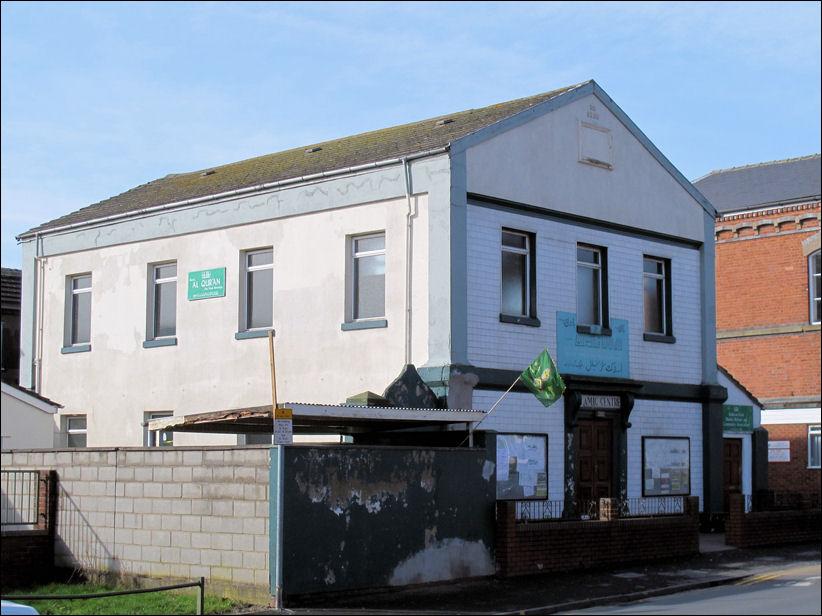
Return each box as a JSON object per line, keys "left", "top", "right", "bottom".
{"left": 16, "top": 147, "right": 450, "bottom": 241}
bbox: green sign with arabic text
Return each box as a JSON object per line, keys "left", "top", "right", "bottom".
{"left": 188, "top": 267, "right": 226, "bottom": 300}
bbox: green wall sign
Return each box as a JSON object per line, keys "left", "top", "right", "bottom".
{"left": 188, "top": 267, "right": 226, "bottom": 300}
{"left": 722, "top": 404, "right": 753, "bottom": 432}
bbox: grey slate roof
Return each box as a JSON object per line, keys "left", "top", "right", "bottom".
{"left": 21, "top": 82, "right": 586, "bottom": 236}
{"left": 1, "top": 267, "right": 22, "bottom": 312}
{"left": 693, "top": 154, "right": 821, "bottom": 215}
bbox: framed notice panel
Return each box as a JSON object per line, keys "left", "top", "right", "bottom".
{"left": 642, "top": 437, "right": 690, "bottom": 496}
{"left": 496, "top": 433, "right": 547, "bottom": 500}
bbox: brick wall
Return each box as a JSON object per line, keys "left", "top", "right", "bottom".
{"left": 494, "top": 497, "right": 700, "bottom": 577}
{"left": 1, "top": 448, "right": 270, "bottom": 603}
{"left": 764, "top": 423, "right": 821, "bottom": 496}
{"left": 714, "top": 202, "right": 820, "bottom": 404}
{"left": 1, "top": 470, "right": 57, "bottom": 590}
{"left": 725, "top": 493, "right": 821, "bottom": 548}
{"left": 718, "top": 334, "right": 821, "bottom": 402}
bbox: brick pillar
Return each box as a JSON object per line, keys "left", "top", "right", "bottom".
{"left": 495, "top": 501, "right": 516, "bottom": 577}
{"left": 599, "top": 498, "right": 620, "bottom": 521}
{"left": 725, "top": 492, "right": 746, "bottom": 547}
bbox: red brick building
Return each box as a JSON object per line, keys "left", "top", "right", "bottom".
{"left": 695, "top": 155, "right": 820, "bottom": 501}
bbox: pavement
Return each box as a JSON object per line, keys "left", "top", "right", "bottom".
{"left": 233, "top": 535, "right": 821, "bottom": 615}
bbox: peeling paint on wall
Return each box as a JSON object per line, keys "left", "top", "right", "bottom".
{"left": 388, "top": 538, "right": 494, "bottom": 586}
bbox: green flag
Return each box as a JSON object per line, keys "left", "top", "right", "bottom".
{"left": 520, "top": 348, "right": 566, "bottom": 407}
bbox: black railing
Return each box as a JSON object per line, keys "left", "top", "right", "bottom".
{"left": 2, "top": 577, "right": 206, "bottom": 615}
{"left": 1, "top": 470, "right": 40, "bottom": 526}
{"left": 514, "top": 495, "right": 685, "bottom": 522}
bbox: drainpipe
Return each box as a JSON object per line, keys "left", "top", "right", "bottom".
{"left": 402, "top": 157, "right": 414, "bottom": 366}
{"left": 34, "top": 233, "right": 45, "bottom": 393}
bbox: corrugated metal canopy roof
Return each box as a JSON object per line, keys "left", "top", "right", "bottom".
{"left": 147, "top": 402, "right": 485, "bottom": 435}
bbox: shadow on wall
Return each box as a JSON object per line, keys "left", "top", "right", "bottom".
{"left": 55, "top": 485, "right": 120, "bottom": 581}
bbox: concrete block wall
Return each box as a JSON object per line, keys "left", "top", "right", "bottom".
{"left": 0, "top": 447, "right": 270, "bottom": 603}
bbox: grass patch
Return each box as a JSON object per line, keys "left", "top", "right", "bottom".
{"left": 4, "top": 582, "right": 245, "bottom": 615}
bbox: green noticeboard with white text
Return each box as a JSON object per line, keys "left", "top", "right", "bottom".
{"left": 722, "top": 405, "right": 753, "bottom": 432}
{"left": 188, "top": 268, "right": 226, "bottom": 300}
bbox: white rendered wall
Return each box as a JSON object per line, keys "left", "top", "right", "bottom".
{"left": 465, "top": 93, "right": 707, "bottom": 243}
{"left": 35, "top": 195, "right": 430, "bottom": 447}
{"left": 0, "top": 390, "right": 56, "bottom": 449}
{"left": 465, "top": 204, "right": 703, "bottom": 384}
{"left": 627, "top": 400, "right": 704, "bottom": 506}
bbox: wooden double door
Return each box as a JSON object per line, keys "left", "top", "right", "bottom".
{"left": 578, "top": 419, "right": 612, "bottom": 504}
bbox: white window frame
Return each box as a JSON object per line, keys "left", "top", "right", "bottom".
{"left": 148, "top": 262, "right": 177, "bottom": 340}
{"left": 576, "top": 244, "right": 607, "bottom": 328}
{"left": 66, "top": 274, "right": 92, "bottom": 346}
{"left": 64, "top": 415, "right": 87, "bottom": 448}
{"left": 241, "top": 248, "right": 274, "bottom": 332}
{"left": 350, "top": 232, "right": 386, "bottom": 321}
{"left": 809, "top": 424, "right": 821, "bottom": 469}
{"left": 643, "top": 256, "right": 672, "bottom": 336}
{"left": 810, "top": 250, "right": 820, "bottom": 325}
{"left": 144, "top": 411, "right": 174, "bottom": 447}
{"left": 501, "top": 230, "right": 532, "bottom": 318}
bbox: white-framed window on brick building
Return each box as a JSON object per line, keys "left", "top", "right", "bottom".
{"left": 643, "top": 256, "right": 675, "bottom": 343}
{"left": 810, "top": 250, "right": 820, "bottom": 324}
{"left": 500, "top": 229, "right": 539, "bottom": 327}
{"left": 809, "top": 425, "right": 821, "bottom": 469}
{"left": 62, "top": 274, "right": 91, "bottom": 352}
{"left": 576, "top": 244, "right": 609, "bottom": 332}
{"left": 63, "top": 415, "right": 87, "bottom": 448}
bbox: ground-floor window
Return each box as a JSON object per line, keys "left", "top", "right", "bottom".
{"left": 809, "top": 425, "right": 821, "bottom": 468}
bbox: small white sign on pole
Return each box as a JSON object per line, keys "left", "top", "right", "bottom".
{"left": 274, "top": 408, "right": 293, "bottom": 445}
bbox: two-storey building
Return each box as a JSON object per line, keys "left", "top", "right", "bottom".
{"left": 16, "top": 80, "right": 736, "bottom": 520}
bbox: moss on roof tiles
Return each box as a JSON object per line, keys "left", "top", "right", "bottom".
{"left": 23, "top": 83, "right": 583, "bottom": 235}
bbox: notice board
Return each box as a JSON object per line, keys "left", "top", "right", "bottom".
{"left": 642, "top": 436, "right": 690, "bottom": 496}
{"left": 496, "top": 433, "right": 547, "bottom": 500}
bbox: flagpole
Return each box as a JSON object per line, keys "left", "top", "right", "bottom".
{"left": 462, "top": 375, "right": 520, "bottom": 447}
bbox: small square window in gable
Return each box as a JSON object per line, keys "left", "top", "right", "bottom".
{"left": 578, "top": 121, "right": 613, "bottom": 170}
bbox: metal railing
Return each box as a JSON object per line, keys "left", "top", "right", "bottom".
{"left": 2, "top": 577, "right": 206, "bottom": 615}
{"left": 1, "top": 470, "right": 40, "bottom": 526}
{"left": 514, "top": 495, "right": 685, "bottom": 522}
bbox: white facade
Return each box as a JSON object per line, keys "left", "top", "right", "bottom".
{"left": 1, "top": 382, "right": 60, "bottom": 449}
{"left": 16, "top": 81, "right": 731, "bottom": 517}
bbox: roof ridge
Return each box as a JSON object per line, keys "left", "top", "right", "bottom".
{"left": 20, "top": 81, "right": 592, "bottom": 237}
{"left": 173, "top": 83, "right": 591, "bottom": 179}
{"left": 701, "top": 153, "right": 820, "bottom": 178}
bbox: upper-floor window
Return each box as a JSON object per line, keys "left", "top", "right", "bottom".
{"left": 577, "top": 244, "right": 608, "bottom": 329}
{"left": 66, "top": 274, "right": 91, "bottom": 346}
{"left": 810, "top": 250, "right": 820, "bottom": 324}
{"left": 64, "top": 415, "right": 87, "bottom": 448}
{"left": 351, "top": 233, "right": 385, "bottom": 320}
{"left": 500, "top": 229, "right": 538, "bottom": 319}
{"left": 643, "top": 256, "right": 674, "bottom": 342}
{"left": 809, "top": 425, "right": 821, "bottom": 469}
{"left": 149, "top": 262, "right": 177, "bottom": 339}
{"left": 242, "top": 248, "right": 273, "bottom": 331}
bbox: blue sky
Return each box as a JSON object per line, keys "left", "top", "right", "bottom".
{"left": 2, "top": 1, "right": 820, "bottom": 268}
